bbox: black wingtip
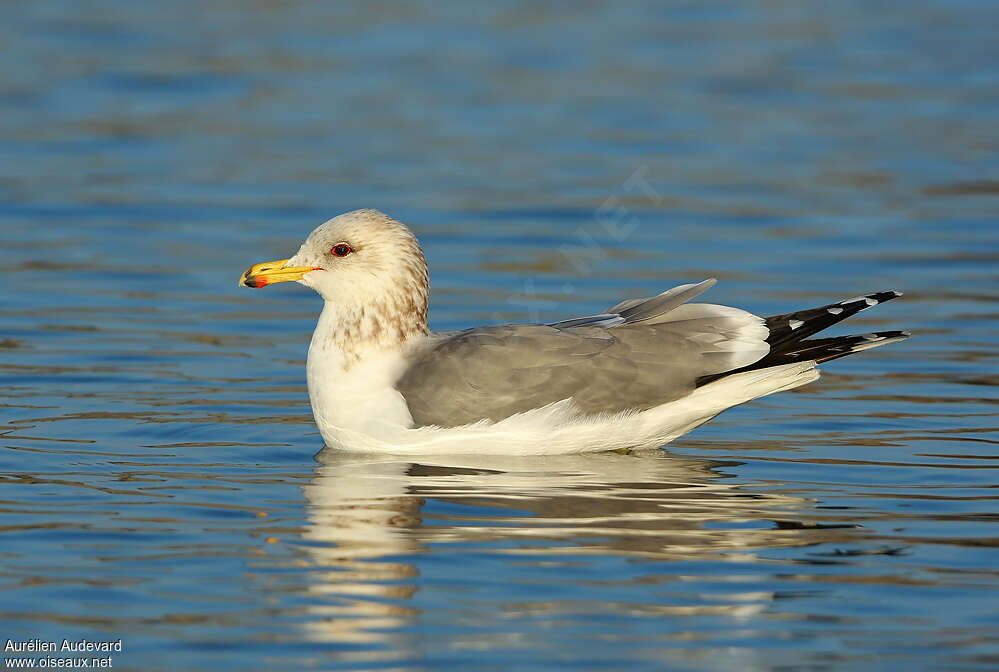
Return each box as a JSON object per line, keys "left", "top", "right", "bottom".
{"left": 697, "top": 291, "right": 909, "bottom": 387}
{"left": 835, "top": 289, "right": 904, "bottom": 309}
{"left": 764, "top": 289, "right": 906, "bottom": 350}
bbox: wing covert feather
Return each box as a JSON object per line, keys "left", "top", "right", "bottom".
{"left": 395, "top": 283, "right": 769, "bottom": 428}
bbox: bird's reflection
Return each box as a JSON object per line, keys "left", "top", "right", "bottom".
{"left": 297, "top": 449, "right": 857, "bottom": 648}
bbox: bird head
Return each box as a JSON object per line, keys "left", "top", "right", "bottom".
{"left": 240, "top": 209, "right": 430, "bottom": 317}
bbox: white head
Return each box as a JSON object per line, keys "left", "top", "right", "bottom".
{"left": 241, "top": 209, "right": 430, "bottom": 351}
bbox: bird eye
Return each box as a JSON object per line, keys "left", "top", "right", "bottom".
{"left": 331, "top": 243, "right": 352, "bottom": 257}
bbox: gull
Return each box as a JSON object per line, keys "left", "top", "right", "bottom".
{"left": 240, "top": 209, "right": 909, "bottom": 455}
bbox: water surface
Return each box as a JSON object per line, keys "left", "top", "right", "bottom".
{"left": 2, "top": 2, "right": 997, "bottom": 670}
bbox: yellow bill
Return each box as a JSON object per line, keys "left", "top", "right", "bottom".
{"left": 239, "top": 258, "right": 320, "bottom": 288}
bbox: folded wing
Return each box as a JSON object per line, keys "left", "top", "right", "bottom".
{"left": 396, "top": 279, "right": 771, "bottom": 427}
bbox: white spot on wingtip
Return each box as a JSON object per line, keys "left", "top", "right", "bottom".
{"left": 892, "top": 290, "right": 904, "bottom": 297}
{"left": 788, "top": 319, "right": 804, "bottom": 330}
{"left": 862, "top": 333, "right": 885, "bottom": 341}
{"left": 827, "top": 307, "right": 844, "bottom": 315}
{"left": 865, "top": 297, "right": 878, "bottom": 306}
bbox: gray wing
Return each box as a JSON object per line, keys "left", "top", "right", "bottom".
{"left": 396, "top": 279, "right": 770, "bottom": 427}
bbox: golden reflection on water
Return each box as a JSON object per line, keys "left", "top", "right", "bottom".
{"left": 295, "top": 450, "right": 858, "bottom": 645}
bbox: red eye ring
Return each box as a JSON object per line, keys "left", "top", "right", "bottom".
{"left": 331, "top": 243, "right": 352, "bottom": 257}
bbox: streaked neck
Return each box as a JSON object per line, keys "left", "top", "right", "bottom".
{"left": 309, "top": 297, "right": 429, "bottom": 368}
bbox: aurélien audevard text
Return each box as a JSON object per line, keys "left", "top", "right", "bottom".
{"left": 5, "top": 640, "right": 121, "bottom": 654}
{"left": 4, "top": 639, "right": 121, "bottom": 669}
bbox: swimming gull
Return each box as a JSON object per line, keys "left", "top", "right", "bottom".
{"left": 240, "top": 209, "right": 909, "bottom": 455}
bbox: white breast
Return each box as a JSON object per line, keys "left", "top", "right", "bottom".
{"left": 306, "top": 304, "right": 416, "bottom": 443}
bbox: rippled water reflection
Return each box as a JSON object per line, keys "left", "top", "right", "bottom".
{"left": 2, "top": 1, "right": 998, "bottom": 670}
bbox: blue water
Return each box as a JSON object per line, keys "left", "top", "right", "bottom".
{"left": 2, "top": 2, "right": 997, "bottom": 670}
